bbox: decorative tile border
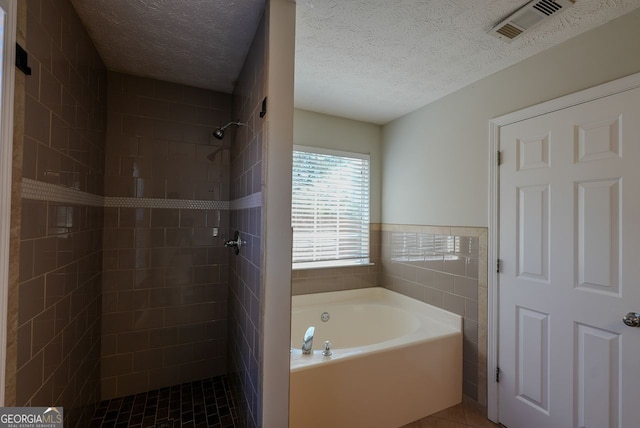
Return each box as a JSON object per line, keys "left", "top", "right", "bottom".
{"left": 229, "top": 192, "right": 262, "bottom": 210}
{"left": 103, "top": 197, "right": 229, "bottom": 210}
{"left": 21, "top": 179, "right": 231, "bottom": 210}
{"left": 22, "top": 178, "right": 104, "bottom": 207}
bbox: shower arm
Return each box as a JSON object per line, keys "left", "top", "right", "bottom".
{"left": 220, "top": 121, "right": 245, "bottom": 131}
{"left": 212, "top": 120, "right": 246, "bottom": 140}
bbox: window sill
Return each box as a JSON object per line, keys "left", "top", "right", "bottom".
{"left": 292, "top": 259, "right": 374, "bottom": 271}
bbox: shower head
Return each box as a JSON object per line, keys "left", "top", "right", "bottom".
{"left": 212, "top": 121, "right": 245, "bottom": 140}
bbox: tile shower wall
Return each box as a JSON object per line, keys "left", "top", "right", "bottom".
{"left": 101, "top": 72, "right": 233, "bottom": 399}
{"left": 227, "top": 15, "right": 266, "bottom": 428}
{"left": 380, "top": 225, "right": 488, "bottom": 407}
{"left": 13, "top": 1, "right": 107, "bottom": 427}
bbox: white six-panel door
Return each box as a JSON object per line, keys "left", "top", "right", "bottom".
{"left": 498, "top": 86, "right": 640, "bottom": 428}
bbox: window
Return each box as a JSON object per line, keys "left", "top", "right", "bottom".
{"left": 292, "top": 146, "right": 370, "bottom": 268}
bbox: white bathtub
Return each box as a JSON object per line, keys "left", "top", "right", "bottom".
{"left": 289, "top": 287, "right": 463, "bottom": 428}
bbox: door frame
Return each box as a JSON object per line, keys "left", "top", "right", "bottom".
{"left": 0, "top": 0, "right": 16, "bottom": 407}
{"left": 487, "top": 71, "right": 640, "bottom": 423}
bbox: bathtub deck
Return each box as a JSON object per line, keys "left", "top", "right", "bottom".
{"left": 290, "top": 287, "right": 463, "bottom": 428}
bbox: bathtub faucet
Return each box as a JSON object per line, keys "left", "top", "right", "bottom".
{"left": 301, "top": 326, "right": 315, "bottom": 354}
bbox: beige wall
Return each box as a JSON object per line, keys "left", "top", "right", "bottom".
{"left": 382, "top": 8, "right": 640, "bottom": 227}
{"left": 294, "top": 108, "right": 382, "bottom": 222}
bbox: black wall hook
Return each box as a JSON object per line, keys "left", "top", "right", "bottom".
{"left": 16, "top": 43, "right": 31, "bottom": 75}
{"left": 259, "top": 97, "right": 267, "bottom": 118}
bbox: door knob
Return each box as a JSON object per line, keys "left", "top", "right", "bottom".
{"left": 623, "top": 312, "right": 640, "bottom": 327}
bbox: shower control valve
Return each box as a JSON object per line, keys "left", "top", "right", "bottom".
{"left": 224, "top": 230, "right": 246, "bottom": 255}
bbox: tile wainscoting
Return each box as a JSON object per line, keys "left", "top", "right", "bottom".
{"left": 290, "top": 224, "right": 381, "bottom": 295}
{"left": 291, "top": 223, "right": 488, "bottom": 409}
{"left": 380, "top": 224, "right": 488, "bottom": 407}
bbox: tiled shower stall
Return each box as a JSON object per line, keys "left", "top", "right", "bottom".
{"left": 100, "top": 71, "right": 232, "bottom": 399}
{"left": 7, "top": 2, "right": 268, "bottom": 427}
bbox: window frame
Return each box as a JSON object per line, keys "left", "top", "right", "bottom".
{"left": 291, "top": 145, "right": 371, "bottom": 270}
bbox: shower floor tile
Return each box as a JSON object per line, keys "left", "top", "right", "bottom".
{"left": 90, "top": 376, "right": 236, "bottom": 428}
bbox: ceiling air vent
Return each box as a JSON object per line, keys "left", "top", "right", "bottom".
{"left": 489, "top": 0, "right": 575, "bottom": 42}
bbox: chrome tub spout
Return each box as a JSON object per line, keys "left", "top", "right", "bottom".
{"left": 301, "top": 326, "right": 315, "bottom": 354}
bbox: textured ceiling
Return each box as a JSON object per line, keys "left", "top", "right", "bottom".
{"left": 71, "top": 0, "right": 640, "bottom": 124}
{"left": 70, "top": 0, "right": 265, "bottom": 94}
{"left": 295, "top": 0, "right": 640, "bottom": 124}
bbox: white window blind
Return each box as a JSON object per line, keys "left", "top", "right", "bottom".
{"left": 292, "top": 146, "right": 370, "bottom": 268}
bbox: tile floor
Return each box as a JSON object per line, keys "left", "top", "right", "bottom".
{"left": 89, "top": 376, "right": 236, "bottom": 427}
{"left": 401, "top": 401, "right": 501, "bottom": 428}
{"left": 89, "top": 376, "right": 496, "bottom": 428}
